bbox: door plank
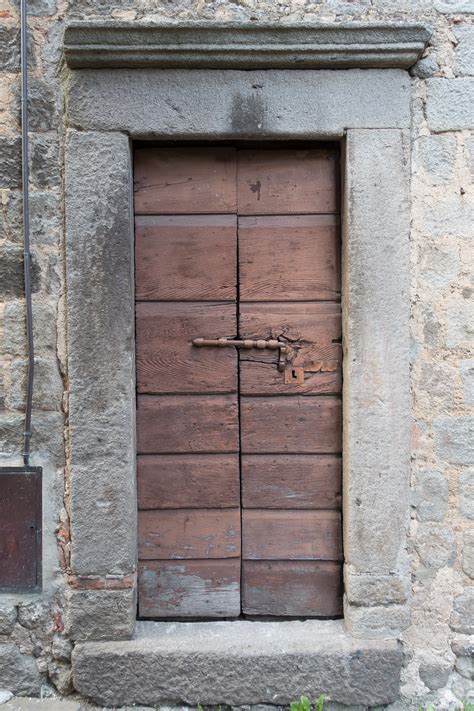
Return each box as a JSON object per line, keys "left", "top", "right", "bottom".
{"left": 135, "top": 215, "right": 237, "bottom": 301}
{"left": 239, "top": 215, "right": 340, "bottom": 301}
{"left": 242, "top": 560, "right": 342, "bottom": 617}
{"left": 136, "top": 302, "right": 237, "bottom": 394}
{"left": 242, "top": 510, "right": 342, "bottom": 561}
{"left": 240, "top": 396, "right": 342, "bottom": 454}
{"left": 137, "top": 395, "right": 239, "bottom": 453}
{"left": 139, "top": 559, "right": 241, "bottom": 618}
{"left": 239, "top": 361, "right": 341, "bottom": 396}
{"left": 139, "top": 509, "right": 241, "bottom": 559}
{"left": 241, "top": 455, "right": 341, "bottom": 509}
{"left": 134, "top": 147, "right": 237, "bottom": 214}
{"left": 239, "top": 302, "right": 341, "bottom": 378}
{"left": 240, "top": 302, "right": 341, "bottom": 358}
{"left": 237, "top": 149, "right": 338, "bottom": 215}
{"left": 138, "top": 454, "right": 240, "bottom": 509}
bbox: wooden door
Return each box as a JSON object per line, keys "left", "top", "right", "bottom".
{"left": 135, "top": 145, "right": 342, "bottom": 619}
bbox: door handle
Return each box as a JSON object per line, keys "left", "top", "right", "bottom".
{"left": 192, "top": 337, "right": 288, "bottom": 372}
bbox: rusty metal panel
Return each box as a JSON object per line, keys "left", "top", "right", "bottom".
{"left": 0, "top": 468, "right": 42, "bottom": 591}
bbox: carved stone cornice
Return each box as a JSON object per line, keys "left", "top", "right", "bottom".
{"left": 64, "top": 21, "right": 431, "bottom": 70}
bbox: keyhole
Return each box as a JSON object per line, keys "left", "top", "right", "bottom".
{"left": 291, "top": 369, "right": 298, "bottom": 380}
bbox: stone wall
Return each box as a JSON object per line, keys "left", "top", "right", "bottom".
{"left": 0, "top": 0, "right": 473, "bottom": 708}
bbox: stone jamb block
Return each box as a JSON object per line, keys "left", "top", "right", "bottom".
{"left": 65, "top": 130, "right": 137, "bottom": 583}
{"left": 64, "top": 37, "right": 414, "bottom": 700}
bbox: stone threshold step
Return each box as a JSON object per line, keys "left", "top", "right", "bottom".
{"left": 72, "top": 620, "right": 402, "bottom": 709}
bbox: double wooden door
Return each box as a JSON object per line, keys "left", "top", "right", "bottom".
{"left": 135, "top": 145, "right": 342, "bottom": 619}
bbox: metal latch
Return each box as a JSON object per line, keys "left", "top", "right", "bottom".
{"left": 192, "top": 337, "right": 288, "bottom": 372}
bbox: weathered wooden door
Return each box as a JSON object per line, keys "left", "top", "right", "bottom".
{"left": 135, "top": 145, "right": 342, "bottom": 619}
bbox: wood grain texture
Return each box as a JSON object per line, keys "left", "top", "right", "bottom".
{"left": 139, "top": 559, "right": 241, "bottom": 618}
{"left": 242, "top": 560, "right": 342, "bottom": 617}
{"left": 242, "top": 510, "right": 342, "bottom": 561}
{"left": 239, "top": 215, "right": 340, "bottom": 301}
{"left": 139, "top": 509, "right": 241, "bottom": 559}
{"left": 240, "top": 396, "right": 342, "bottom": 454}
{"left": 137, "top": 454, "right": 240, "bottom": 509}
{"left": 136, "top": 302, "right": 237, "bottom": 394}
{"left": 137, "top": 395, "right": 239, "bottom": 453}
{"left": 135, "top": 215, "right": 237, "bottom": 301}
{"left": 239, "top": 361, "right": 341, "bottom": 396}
{"left": 134, "top": 147, "right": 237, "bottom": 214}
{"left": 237, "top": 149, "right": 338, "bottom": 215}
{"left": 241, "top": 455, "right": 342, "bottom": 509}
{"left": 239, "top": 301, "right": 341, "bottom": 395}
{"left": 239, "top": 301, "right": 341, "bottom": 364}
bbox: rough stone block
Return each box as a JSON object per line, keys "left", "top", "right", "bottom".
{"left": 65, "top": 588, "right": 136, "bottom": 642}
{"left": 0, "top": 245, "right": 41, "bottom": 298}
{"left": 455, "top": 653, "right": 474, "bottom": 680}
{"left": 0, "top": 27, "right": 19, "bottom": 72}
{"left": 427, "top": 79, "right": 474, "bottom": 132}
{"left": 0, "top": 138, "right": 22, "bottom": 189}
{"left": 421, "top": 193, "right": 473, "bottom": 239}
{"left": 6, "top": 356, "right": 63, "bottom": 411}
{"left": 410, "top": 52, "right": 439, "bottom": 79}
{"left": 72, "top": 620, "right": 403, "bottom": 707}
{"left": 28, "top": 79, "right": 57, "bottom": 131}
{"left": 344, "top": 602, "right": 410, "bottom": 639}
{"left": 47, "top": 660, "right": 73, "bottom": 695}
{"left": 462, "top": 529, "right": 474, "bottom": 578}
{"left": 344, "top": 570, "right": 407, "bottom": 606}
{"left": 452, "top": 671, "right": 474, "bottom": 703}
{"left": 460, "top": 359, "right": 474, "bottom": 406}
{"left": 17, "top": 601, "right": 50, "bottom": 630}
{"left": 446, "top": 303, "right": 474, "bottom": 346}
{"left": 414, "top": 470, "right": 448, "bottom": 522}
{"left": 67, "top": 0, "right": 133, "bottom": 14}
{"left": 0, "top": 605, "right": 17, "bottom": 635}
{"left": 28, "top": 0, "right": 57, "bottom": 15}
{"left": 454, "top": 26, "right": 474, "bottom": 77}
{"left": 419, "top": 242, "right": 460, "bottom": 289}
{"left": 0, "top": 411, "right": 64, "bottom": 467}
{"left": 434, "top": 417, "right": 474, "bottom": 465}
{"left": 0, "top": 645, "right": 42, "bottom": 695}
{"left": 450, "top": 588, "right": 474, "bottom": 634}
{"left": 419, "top": 654, "right": 453, "bottom": 690}
{"left": 414, "top": 525, "right": 456, "bottom": 568}
{"left": 434, "top": 0, "right": 474, "bottom": 10}
{"left": 30, "top": 133, "right": 60, "bottom": 189}
{"left": 459, "top": 470, "right": 474, "bottom": 520}
{"left": 52, "top": 635, "right": 73, "bottom": 662}
{"left": 416, "top": 135, "right": 456, "bottom": 184}
{"left": 1, "top": 190, "right": 61, "bottom": 245}
{"left": 3, "top": 299, "right": 57, "bottom": 355}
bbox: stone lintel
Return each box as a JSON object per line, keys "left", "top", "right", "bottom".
{"left": 67, "top": 69, "right": 411, "bottom": 137}
{"left": 72, "top": 620, "right": 403, "bottom": 707}
{"left": 64, "top": 21, "right": 431, "bottom": 70}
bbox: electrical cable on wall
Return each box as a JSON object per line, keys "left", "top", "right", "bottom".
{"left": 20, "top": 0, "right": 35, "bottom": 470}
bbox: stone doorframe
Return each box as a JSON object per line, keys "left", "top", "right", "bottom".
{"left": 62, "top": 21, "right": 430, "bottom": 707}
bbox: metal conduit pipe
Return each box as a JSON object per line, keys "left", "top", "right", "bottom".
{"left": 20, "top": 0, "right": 34, "bottom": 470}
